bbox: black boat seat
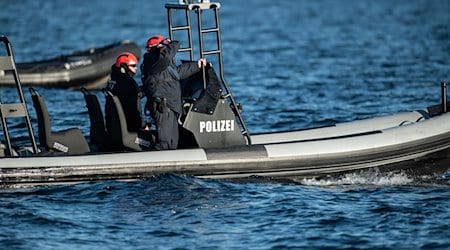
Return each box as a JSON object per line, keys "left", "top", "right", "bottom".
{"left": 103, "top": 90, "right": 152, "bottom": 151}
{"left": 81, "top": 88, "right": 109, "bottom": 152}
{"left": 29, "top": 88, "right": 90, "bottom": 155}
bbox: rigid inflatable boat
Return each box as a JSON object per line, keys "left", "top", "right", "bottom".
{"left": 0, "top": 40, "right": 142, "bottom": 89}
{"left": 1, "top": 1, "right": 449, "bottom": 188}
{"left": 2, "top": 108, "right": 450, "bottom": 187}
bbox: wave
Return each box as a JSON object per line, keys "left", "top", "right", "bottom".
{"left": 295, "top": 168, "right": 450, "bottom": 187}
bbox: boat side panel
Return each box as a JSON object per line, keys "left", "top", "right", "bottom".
{"left": 252, "top": 111, "right": 428, "bottom": 145}
{"left": 1, "top": 135, "right": 450, "bottom": 186}
{"left": 205, "top": 145, "right": 268, "bottom": 160}
{"left": 264, "top": 112, "right": 450, "bottom": 158}
{"left": 2, "top": 113, "right": 450, "bottom": 187}
{"left": 0, "top": 149, "right": 207, "bottom": 168}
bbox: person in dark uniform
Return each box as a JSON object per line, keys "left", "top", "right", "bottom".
{"left": 106, "top": 52, "right": 143, "bottom": 133}
{"left": 141, "top": 35, "right": 206, "bottom": 150}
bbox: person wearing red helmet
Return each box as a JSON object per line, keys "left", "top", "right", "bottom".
{"left": 141, "top": 35, "right": 206, "bottom": 150}
{"left": 105, "top": 52, "right": 144, "bottom": 133}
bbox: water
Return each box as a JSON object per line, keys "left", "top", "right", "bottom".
{"left": 1, "top": 175, "right": 449, "bottom": 249}
{"left": 1, "top": 0, "right": 450, "bottom": 249}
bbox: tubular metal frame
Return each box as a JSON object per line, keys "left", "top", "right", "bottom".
{"left": 165, "top": 2, "right": 252, "bottom": 144}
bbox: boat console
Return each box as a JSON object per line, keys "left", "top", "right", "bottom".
{"left": 165, "top": 0, "right": 252, "bottom": 148}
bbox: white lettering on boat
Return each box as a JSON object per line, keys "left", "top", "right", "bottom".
{"left": 135, "top": 137, "right": 150, "bottom": 147}
{"left": 53, "top": 142, "right": 69, "bottom": 152}
{"left": 199, "top": 120, "right": 234, "bottom": 133}
{"left": 64, "top": 59, "right": 93, "bottom": 70}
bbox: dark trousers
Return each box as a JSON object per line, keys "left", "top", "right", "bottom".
{"left": 154, "top": 108, "right": 179, "bottom": 150}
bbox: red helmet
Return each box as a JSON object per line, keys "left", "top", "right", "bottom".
{"left": 115, "top": 52, "right": 138, "bottom": 68}
{"left": 146, "top": 35, "right": 165, "bottom": 48}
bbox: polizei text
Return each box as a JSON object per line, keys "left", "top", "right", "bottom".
{"left": 199, "top": 120, "right": 235, "bottom": 133}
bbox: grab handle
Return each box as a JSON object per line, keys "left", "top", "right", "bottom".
{"left": 441, "top": 81, "right": 447, "bottom": 113}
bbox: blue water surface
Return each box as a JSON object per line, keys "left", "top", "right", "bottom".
{"left": 1, "top": 0, "right": 449, "bottom": 249}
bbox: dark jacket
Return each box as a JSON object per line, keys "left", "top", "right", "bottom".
{"left": 141, "top": 41, "right": 200, "bottom": 114}
{"left": 106, "top": 65, "right": 142, "bottom": 132}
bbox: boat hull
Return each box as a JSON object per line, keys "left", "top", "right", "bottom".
{"left": 1, "top": 142, "right": 449, "bottom": 188}
{"left": 2, "top": 111, "right": 450, "bottom": 187}
{"left": 0, "top": 40, "right": 142, "bottom": 89}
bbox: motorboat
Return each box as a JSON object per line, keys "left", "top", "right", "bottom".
{"left": 0, "top": 40, "right": 142, "bottom": 89}
{"left": 1, "top": 1, "right": 449, "bottom": 188}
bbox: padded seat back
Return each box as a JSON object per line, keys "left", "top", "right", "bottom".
{"left": 104, "top": 90, "right": 152, "bottom": 151}
{"left": 29, "top": 88, "right": 90, "bottom": 155}
{"left": 81, "top": 88, "right": 109, "bottom": 152}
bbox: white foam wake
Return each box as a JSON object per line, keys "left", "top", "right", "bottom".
{"left": 296, "top": 168, "right": 414, "bottom": 186}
